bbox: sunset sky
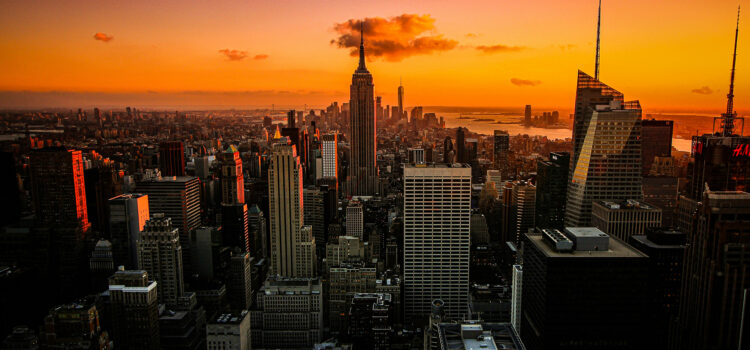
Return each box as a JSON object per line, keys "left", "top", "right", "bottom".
{"left": 0, "top": 0, "right": 746, "bottom": 113}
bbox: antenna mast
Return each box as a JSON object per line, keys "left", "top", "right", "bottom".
{"left": 720, "top": 6, "right": 742, "bottom": 136}
{"left": 595, "top": 0, "right": 602, "bottom": 80}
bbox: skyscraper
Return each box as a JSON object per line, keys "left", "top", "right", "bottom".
{"left": 535, "top": 152, "right": 569, "bottom": 229}
{"left": 456, "top": 127, "right": 466, "bottom": 164}
{"left": 348, "top": 24, "right": 378, "bottom": 196}
{"left": 108, "top": 269, "right": 160, "bottom": 350}
{"left": 159, "top": 141, "right": 186, "bottom": 177}
{"left": 675, "top": 190, "right": 750, "bottom": 350}
{"left": 591, "top": 200, "right": 662, "bottom": 241}
{"left": 268, "top": 143, "right": 316, "bottom": 277}
{"left": 443, "top": 137, "right": 454, "bottom": 163}
{"left": 566, "top": 95, "right": 643, "bottom": 227}
{"left": 398, "top": 79, "right": 404, "bottom": 121}
{"left": 227, "top": 251, "right": 253, "bottom": 312}
{"left": 321, "top": 133, "right": 338, "bottom": 187}
{"left": 571, "top": 71, "right": 624, "bottom": 168}
{"left": 521, "top": 228, "right": 652, "bottom": 349}
{"left": 29, "top": 147, "right": 90, "bottom": 231}
{"left": 403, "top": 164, "right": 471, "bottom": 325}
{"left": 136, "top": 175, "right": 201, "bottom": 273}
{"left": 641, "top": 119, "right": 673, "bottom": 175}
{"left": 524, "top": 105, "right": 532, "bottom": 125}
{"left": 220, "top": 145, "right": 250, "bottom": 252}
{"left": 346, "top": 200, "right": 364, "bottom": 239}
{"left": 511, "top": 181, "right": 536, "bottom": 247}
{"left": 109, "top": 193, "right": 150, "bottom": 269}
{"left": 137, "top": 213, "right": 185, "bottom": 307}
{"left": 493, "top": 130, "right": 509, "bottom": 173}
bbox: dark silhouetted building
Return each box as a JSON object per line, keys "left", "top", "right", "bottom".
{"left": 348, "top": 293, "right": 392, "bottom": 350}
{"left": 159, "top": 141, "right": 186, "bottom": 177}
{"left": 108, "top": 269, "right": 160, "bottom": 349}
{"left": 641, "top": 119, "right": 673, "bottom": 175}
{"left": 456, "top": 127, "right": 466, "bottom": 164}
{"left": 521, "top": 228, "right": 652, "bottom": 349}
{"left": 535, "top": 152, "right": 569, "bottom": 229}
{"left": 591, "top": 200, "right": 662, "bottom": 241}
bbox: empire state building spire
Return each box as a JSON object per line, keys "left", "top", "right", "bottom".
{"left": 357, "top": 21, "right": 368, "bottom": 73}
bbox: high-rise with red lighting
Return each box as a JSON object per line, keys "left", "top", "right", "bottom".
{"left": 159, "top": 141, "right": 186, "bottom": 177}
{"left": 29, "top": 147, "right": 91, "bottom": 232}
{"left": 348, "top": 23, "right": 378, "bottom": 196}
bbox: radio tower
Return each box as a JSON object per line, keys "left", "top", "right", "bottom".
{"left": 719, "top": 6, "right": 742, "bottom": 136}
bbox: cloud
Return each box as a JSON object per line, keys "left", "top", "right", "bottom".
{"left": 558, "top": 44, "right": 576, "bottom": 51}
{"left": 465, "top": 33, "right": 480, "bottom": 38}
{"left": 332, "top": 14, "right": 458, "bottom": 61}
{"left": 476, "top": 44, "right": 525, "bottom": 54}
{"left": 691, "top": 86, "right": 713, "bottom": 95}
{"left": 253, "top": 54, "right": 269, "bottom": 60}
{"left": 218, "top": 49, "right": 248, "bottom": 61}
{"left": 510, "top": 78, "right": 541, "bottom": 87}
{"left": 93, "top": 32, "right": 113, "bottom": 43}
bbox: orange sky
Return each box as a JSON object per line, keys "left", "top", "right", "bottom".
{"left": 0, "top": 0, "right": 746, "bottom": 113}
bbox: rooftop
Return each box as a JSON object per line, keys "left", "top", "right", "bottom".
{"left": 526, "top": 230, "right": 646, "bottom": 259}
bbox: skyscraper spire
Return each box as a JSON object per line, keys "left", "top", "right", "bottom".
{"left": 721, "top": 6, "right": 741, "bottom": 136}
{"left": 595, "top": 0, "right": 602, "bottom": 80}
{"left": 358, "top": 20, "right": 367, "bottom": 71}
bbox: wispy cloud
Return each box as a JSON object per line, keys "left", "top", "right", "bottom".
{"left": 558, "top": 44, "right": 576, "bottom": 51}
{"left": 510, "top": 78, "right": 541, "bottom": 87}
{"left": 465, "top": 33, "right": 480, "bottom": 38}
{"left": 476, "top": 44, "right": 525, "bottom": 54}
{"left": 93, "top": 32, "right": 113, "bottom": 43}
{"left": 253, "top": 54, "right": 269, "bottom": 60}
{"left": 691, "top": 86, "right": 713, "bottom": 95}
{"left": 332, "top": 14, "right": 458, "bottom": 61}
{"left": 218, "top": 49, "right": 248, "bottom": 61}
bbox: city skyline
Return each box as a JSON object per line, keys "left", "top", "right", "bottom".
{"left": 0, "top": 1, "right": 747, "bottom": 113}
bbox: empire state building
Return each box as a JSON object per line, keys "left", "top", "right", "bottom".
{"left": 348, "top": 24, "right": 378, "bottom": 196}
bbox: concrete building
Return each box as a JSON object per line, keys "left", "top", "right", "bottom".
{"left": 348, "top": 27, "right": 378, "bottom": 196}
{"left": 328, "top": 262, "right": 377, "bottom": 333}
{"left": 206, "top": 311, "right": 251, "bottom": 350}
{"left": 591, "top": 199, "right": 662, "bottom": 241}
{"left": 510, "top": 264, "right": 522, "bottom": 333}
{"left": 493, "top": 130, "right": 510, "bottom": 174}
{"left": 511, "top": 181, "right": 536, "bottom": 247}
{"left": 108, "top": 269, "right": 160, "bottom": 349}
{"left": 227, "top": 251, "right": 254, "bottom": 312}
{"left": 535, "top": 152, "right": 569, "bottom": 229}
{"left": 268, "top": 143, "right": 317, "bottom": 278}
{"left": 108, "top": 193, "right": 150, "bottom": 269}
{"left": 404, "top": 164, "right": 471, "bottom": 324}
{"left": 137, "top": 214, "right": 184, "bottom": 307}
{"left": 345, "top": 201, "right": 364, "bottom": 239}
{"left": 251, "top": 276, "right": 323, "bottom": 349}
{"left": 437, "top": 322, "right": 525, "bottom": 350}
{"left": 348, "top": 293, "right": 393, "bottom": 350}
{"left": 521, "top": 228, "right": 652, "bottom": 349}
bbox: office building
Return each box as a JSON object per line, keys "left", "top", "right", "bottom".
{"left": 511, "top": 181, "right": 536, "bottom": 247}
{"left": 159, "top": 141, "right": 186, "bottom": 176}
{"left": 403, "top": 164, "right": 471, "bottom": 324}
{"left": 346, "top": 201, "right": 364, "bottom": 239}
{"left": 321, "top": 133, "right": 339, "bottom": 187}
{"left": 328, "top": 262, "right": 377, "bottom": 333}
{"left": 207, "top": 311, "right": 251, "bottom": 350}
{"left": 191, "top": 226, "right": 222, "bottom": 283}
{"left": 675, "top": 190, "right": 750, "bottom": 350}
{"left": 248, "top": 205, "right": 267, "bottom": 259}
{"left": 641, "top": 119, "right": 673, "bottom": 175}
{"left": 108, "top": 269, "right": 160, "bottom": 349}
{"left": 220, "top": 145, "right": 250, "bottom": 252}
{"left": 566, "top": 96, "right": 643, "bottom": 227}
{"left": 642, "top": 176, "right": 679, "bottom": 227}
{"left": 493, "top": 130, "right": 509, "bottom": 172}
{"left": 535, "top": 152, "right": 569, "bottom": 229}
{"left": 456, "top": 127, "right": 466, "bottom": 164}
{"left": 510, "top": 264, "right": 522, "bottom": 333}
{"left": 227, "top": 251, "right": 254, "bottom": 312}
{"left": 303, "top": 187, "right": 326, "bottom": 257}
{"left": 326, "top": 235, "right": 366, "bottom": 267}
{"left": 348, "top": 293, "right": 392, "bottom": 350}
{"left": 524, "top": 104, "right": 532, "bottom": 124}
{"left": 89, "top": 239, "right": 115, "bottom": 291}
{"left": 591, "top": 200, "right": 662, "bottom": 241}
{"left": 39, "top": 296, "right": 110, "bottom": 350}
{"left": 437, "top": 322, "right": 525, "bottom": 350}
{"left": 268, "top": 143, "right": 317, "bottom": 277}
{"left": 443, "top": 137, "right": 454, "bottom": 164}
{"left": 348, "top": 26, "right": 378, "bottom": 196}
{"left": 136, "top": 175, "right": 201, "bottom": 273}
{"left": 0, "top": 152, "right": 21, "bottom": 227}
{"left": 250, "top": 276, "right": 323, "bottom": 349}
{"left": 108, "top": 193, "right": 150, "bottom": 269}
{"left": 29, "top": 147, "right": 90, "bottom": 231}
{"left": 137, "top": 214, "right": 185, "bottom": 306}
{"left": 687, "top": 134, "right": 750, "bottom": 199}
{"left": 628, "top": 227, "right": 686, "bottom": 350}
{"left": 398, "top": 81, "right": 405, "bottom": 120}
{"left": 521, "top": 228, "right": 651, "bottom": 349}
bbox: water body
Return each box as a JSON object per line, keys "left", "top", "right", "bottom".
{"left": 433, "top": 111, "right": 692, "bottom": 152}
